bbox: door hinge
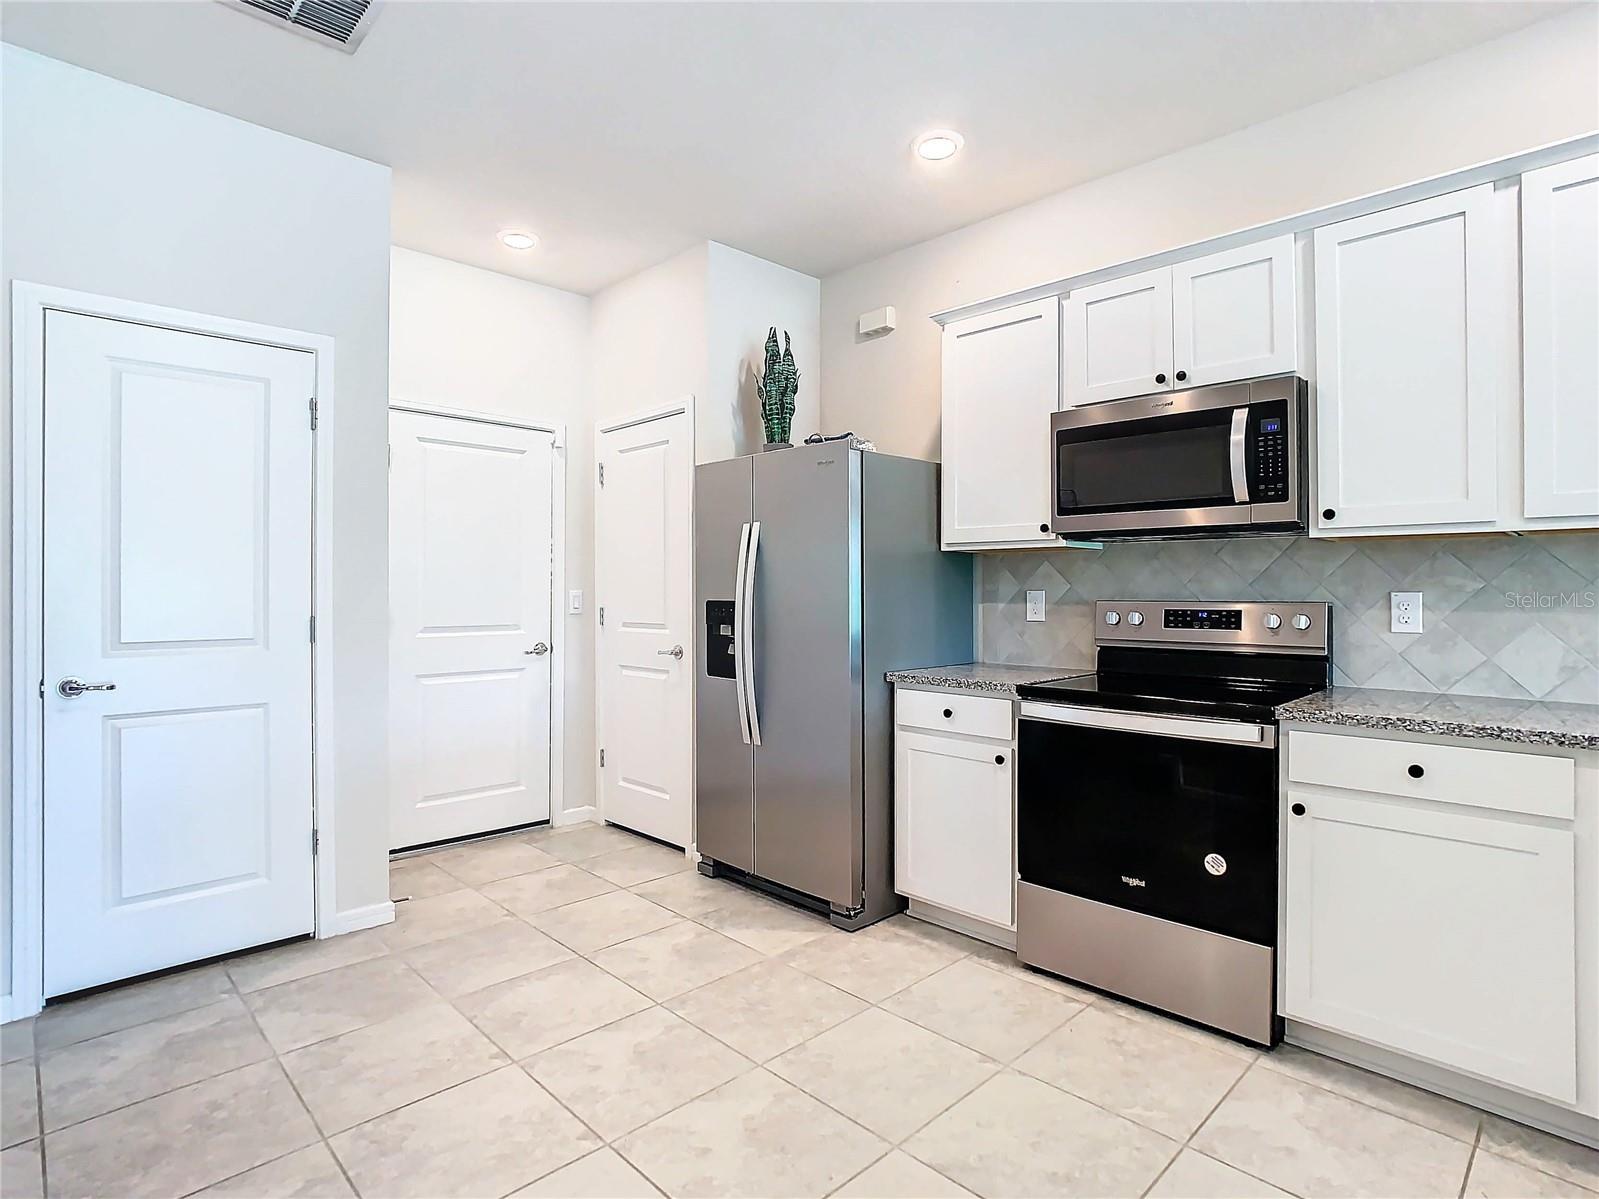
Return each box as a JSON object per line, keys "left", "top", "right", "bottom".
{"left": 599, "top": 748, "right": 605, "bottom": 768}
{"left": 387, "top": 445, "right": 392, "bottom": 472}
{"left": 598, "top": 462, "right": 604, "bottom": 487}
{"left": 309, "top": 398, "right": 319, "bottom": 431}
{"left": 38, "top": 678, "right": 45, "bottom": 700}
{"left": 308, "top": 615, "right": 317, "bottom": 644}
{"left": 598, "top": 606, "right": 605, "bottom": 627}
{"left": 312, "top": 828, "right": 319, "bottom": 854}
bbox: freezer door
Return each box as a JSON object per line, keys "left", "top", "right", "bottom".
{"left": 694, "top": 456, "right": 755, "bottom": 872}
{"left": 751, "top": 445, "right": 863, "bottom": 909}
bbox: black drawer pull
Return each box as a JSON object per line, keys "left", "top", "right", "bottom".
{"left": 994, "top": 754, "right": 1005, "bottom": 765}
{"left": 1291, "top": 802, "right": 1306, "bottom": 817}
{"left": 1408, "top": 763, "right": 1425, "bottom": 779}
{"left": 942, "top": 708, "right": 953, "bottom": 719}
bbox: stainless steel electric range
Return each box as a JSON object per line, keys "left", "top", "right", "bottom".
{"left": 1013, "top": 599, "right": 1331, "bottom": 1046}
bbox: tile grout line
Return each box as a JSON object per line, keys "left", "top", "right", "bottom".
{"left": 1458, "top": 1122, "right": 1483, "bottom": 1199}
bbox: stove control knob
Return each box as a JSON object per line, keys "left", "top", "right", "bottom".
{"left": 1104, "top": 610, "right": 1121, "bottom": 626}
{"left": 1126, "top": 611, "right": 1144, "bottom": 626}
{"left": 1263, "top": 613, "right": 1283, "bottom": 630}
{"left": 1292, "top": 613, "right": 1313, "bottom": 630}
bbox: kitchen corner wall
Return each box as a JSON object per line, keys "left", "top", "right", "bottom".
{"left": 980, "top": 533, "right": 1599, "bottom": 704}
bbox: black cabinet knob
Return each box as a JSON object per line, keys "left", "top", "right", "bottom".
{"left": 1039, "top": 523, "right": 1049, "bottom": 533}
{"left": 1175, "top": 370, "right": 1188, "bottom": 382}
{"left": 994, "top": 754, "right": 1005, "bottom": 765}
{"left": 942, "top": 708, "right": 953, "bottom": 719}
{"left": 1155, "top": 373, "right": 1167, "bottom": 385}
{"left": 1291, "top": 802, "right": 1306, "bottom": 816}
{"left": 1322, "top": 508, "right": 1336, "bottom": 521}
{"left": 1408, "top": 763, "right": 1425, "bottom": 779}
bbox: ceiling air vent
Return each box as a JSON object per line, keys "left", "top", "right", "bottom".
{"left": 222, "top": 0, "right": 379, "bottom": 52}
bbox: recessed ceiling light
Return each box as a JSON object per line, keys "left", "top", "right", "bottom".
{"left": 915, "top": 130, "right": 964, "bottom": 162}
{"left": 498, "top": 230, "right": 537, "bottom": 250}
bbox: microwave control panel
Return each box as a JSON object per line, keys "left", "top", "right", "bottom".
{"left": 1248, "top": 400, "right": 1291, "bottom": 504}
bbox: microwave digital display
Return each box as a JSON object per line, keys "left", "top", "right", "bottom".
{"left": 1260, "top": 418, "right": 1282, "bottom": 433}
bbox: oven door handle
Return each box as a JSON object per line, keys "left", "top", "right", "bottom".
{"left": 1018, "top": 701, "right": 1276, "bottom": 748}
{"left": 1229, "top": 406, "right": 1250, "bottom": 504}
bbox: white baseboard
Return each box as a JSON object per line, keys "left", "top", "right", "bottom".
{"left": 320, "top": 900, "right": 395, "bottom": 938}
{"left": 555, "top": 806, "right": 598, "bottom": 828}
{"left": 0, "top": 994, "right": 25, "bottom": 1025}
{"left": 907, "top": 899, "right": 1016, "bottom": 950}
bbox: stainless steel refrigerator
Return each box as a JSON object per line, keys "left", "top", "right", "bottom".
{"left": 694, "top": 444, "right": 972, "bottom": 929}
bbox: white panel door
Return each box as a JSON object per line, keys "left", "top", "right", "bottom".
{"left": 43, "top": 312, "right": 315, "bottom": 997}
{"left": 1313, "top": 185, "right": 1503, "bottom": 532}
{"left": 1062, "top": 267, "right": 1174, "bottom": 406}
{"left": 1283, "top": 790, "right": 1577, "bottom": 1103}
{"left": 1172, "top": 236, "right": 1297, "bottom": 388}
{"left": 941, "top": 299, "right": 1060, "bottom": 549}
{"left": 1522, "top": 154, "right": 1599, "bottom": 520}
{"left": 389, "top": 411, "right": 554, "bottom": 848}
{"left": 596, "top": 411, "right": 693, "bottom": 847}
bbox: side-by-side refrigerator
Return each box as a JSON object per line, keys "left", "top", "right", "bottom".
{"left": 694, "top": 443, "right": 972, "bottom": 929}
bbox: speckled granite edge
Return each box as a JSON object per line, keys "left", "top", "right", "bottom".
{"left": 885, "top": 662, "right": 1090, "bottom": 695}
{"left": 1277, "top": 687, "right": 1599, "bottom": 751}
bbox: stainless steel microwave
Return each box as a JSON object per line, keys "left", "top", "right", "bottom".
{"left": 1051, "top": 375, "right": 1308, "bottom": 539}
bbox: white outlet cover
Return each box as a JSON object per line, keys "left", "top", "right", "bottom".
{"left": 568, "top": 589, "right": 584, "bottom": 614}
{"left": 1026, "top": 590, "right": 1047, "bottom": 622}
{"left": 1390, "top": 591, "right": 1423, "bottom": 634}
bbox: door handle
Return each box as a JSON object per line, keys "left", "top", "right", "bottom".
{"left": 1229, "top": 407, "right": 1250, "bottom": 503}
{"left": 733, "top": 522, "right": 753, "bottom": 745}
{"left": 525, "top": 642, "right": 550, "bottom": 656}
{"left": 57, "top": 677, "right": 117, "bottom": 699}
{"left": 657, "top": 645, "right": 684, "bottom": 660}
{"left": 743, "top": 521, "right": 762, "bottom": 747}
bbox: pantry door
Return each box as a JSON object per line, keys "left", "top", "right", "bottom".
{"left": 388, "top": 409, "right": 555, "bottom": 849}
{"left": 42, "top": 310, "right": 317, "bottom": 997}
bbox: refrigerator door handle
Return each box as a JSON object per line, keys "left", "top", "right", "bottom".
{"left": 732, "top": 521, "right": 753, "bottom": 745}
{"left": 743, "top": 520, "right": 763, "bottom": 746}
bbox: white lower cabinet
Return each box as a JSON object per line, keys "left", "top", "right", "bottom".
{"left": 894, "top": 698, "right": 1015, "bottom": 931}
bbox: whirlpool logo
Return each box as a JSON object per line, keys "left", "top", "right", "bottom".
{"left": 1120, "top": 875, "right": 1146, "bottom": 888}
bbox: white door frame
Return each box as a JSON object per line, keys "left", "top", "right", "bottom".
{"left": 8, "top": 282, "right": 340, "bottom": 1021}
{"left": 593, "top": 396, "right": 695, "bottom": 850}
{"left": 387, "top": 400, "right": 571, "bottom": 833}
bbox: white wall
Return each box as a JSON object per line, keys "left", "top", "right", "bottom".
{"left": 820, "top": 7, "right": 1599, "bottom": 459}
{"left": 591, "top": 245, "right": 709, "bottom": 434}
{"left": 1, "top": 47, "right": 393, "bottom": 1003}
{"left": 389, "top": 248, "right": 595, "bottom": 823}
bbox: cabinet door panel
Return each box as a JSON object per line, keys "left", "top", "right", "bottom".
{"left": 1063, "top": 268, "right": 1173, "bottom": 406}
{"left": 1172, "top": 236, "right": 1296, "bottom": 387}
{"left": 941, "top": 299, "right": 1060, "bottom": 549}
{"left": 1522, "top": 154, "right": 1599, "bottom": 520}
{"left": 894, "top": 730, "right": 1014, "bottom": 928}
{"left": 1313, "top": 185, "right": 1502, "bottom": 531}
{"left": 1283, "top": 790, "right": 1576, "bottom": 1103}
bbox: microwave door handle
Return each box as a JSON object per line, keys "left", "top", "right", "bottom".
{"left": 732, "top": 522, "right": 752, "bottom": 745}
{"left": 743, "top": 521, "right": 762, "bottom": 747}
{"left": 1229, "top": 407, "right": 1250, "bottom": 503}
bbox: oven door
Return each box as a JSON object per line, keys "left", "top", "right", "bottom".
{"left": 1017, "top": 703, "right": 1278, "bottom": 946}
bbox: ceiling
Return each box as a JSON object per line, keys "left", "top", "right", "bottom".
{"left": 1, "top": 1, "right": 1570, "bottom": 295}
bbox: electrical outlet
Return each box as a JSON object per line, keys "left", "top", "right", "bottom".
{"left": 1025, "top": 590, "right": 1046, "bottom": 622}
{"left": 1390, "top": 591, "right": 1424, "bottom": 634}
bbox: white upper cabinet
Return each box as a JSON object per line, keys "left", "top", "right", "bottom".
{"left": 1313, "top": 185, "right": 1503, "bottom": 533}
{"left": 1062, "top": 267, "right": 1173, "bottom": 406}
{"left": 1171, "top": 236, "right": 1297, "bottom": 388}
{"left": 1522, "top": 154, "right": 1599, "bottom": 520}
{"left": 941, "top": 298, "right": 1060, "bottom": 550}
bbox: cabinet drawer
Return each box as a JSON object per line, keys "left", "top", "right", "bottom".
{"left": 896, "top": 688, "right": 1013, "bottom": 741}
{"left": 1288, "top": 730, "right": 1573, "bottom": 820}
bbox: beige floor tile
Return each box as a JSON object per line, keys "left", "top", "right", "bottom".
{"left": 2, "top": 1062, "right": 38, "bottom": 1147}
{"left": 41, "top": 996, "right": 271, "bottom": 1130}
{"left": 528, "top": 891, "right": 680, "bottom": 953}
{"left": 1014, "top": 1004, "right": 1249, "bottom": 1139}
{"left": 615, "top": 1069, "right": 887, "bottom": 1199}
{"left": 430, "top": 838, "right": 561, "bottom": 886}
{"left": 226, "top": 928, "right": 389, "bottom": 994}
{"left": 1260, "top": 1042, "right": 1482, "bottom": 1142}
{"left": 243, "top": 956, "right": 436, "bottom": 1053}
{"left": 780, "top": 921, "right": 966, "bottom": 1003}
{"left": 482, "top": 864, "right": 616, "bottom": 916}
{"left": 833, "top": 1151, "right": 975, "bottom": 1198}
{"left": 666, "top": 960, "right": 866, "bottom": 1062}
{"left": 0, "top": 1140, "right": 44, "bottom": 1199}
{"left": 966, "top": 941, "right": 1100, "bottom": 1003}
{"left": 1192, "top": 1064, "right": 1473, "bottom": 1198}
{"left": 770, "top": 1008, "right": 999, "bottom": 1142}
{"left": 331, "top": 1066, "right": 599, "bottom": 1199}
{"left": 34, "top": 964, "right": 233, "bottom": 1051}
{"left": 281, "top": 1001, "right": 506, "bottom": 1133}
{"left": 379, "top": 888, "right": 513, "bottom": 952}
{"left": 590, "top": 921, "right": 762, "bottom": 1001}
{"left": 455, "top": 957, "right": 653, "bottom": 1060}
{"left": 874, "top": 914, "right": 990, "bottom": 957}
{"left": 1466, "top": 1149, "right": 1599, "bottom": 1198}
{"left": 387, "top": 856, "right": 465, "bottom": 900}
{"left": 903, "top": 1071, "right": 1178, "bottom": 1199}
{"left": 630, "top": 870, "right": 755, "bottom": 918}
{"left": 585, "top": 843, "right": 693, "bottom": 887}
{"left": 1088, "top": 995, "right": 1261, "bottom": 1063}
{"left": 1480, "top": 1116, "right": 1599, "bottom": 1191}
{"left": 402, "top": 918, "right": 573, "bottom": 997}
{"left": 538, "top": 823, "right": 651, "bottom": 862}
{"left": 45, "top": 1061, "right": 319, "bottom": 1199}
{"left": 194, "top": 1143, "right": 356, "bottom": 1198}
{"left": 527, "top": 1007, "right": 750, "bottom": 1139}
{"left": 883, "top": 957, "right": 1084, "bottom": 1061}
{"left": 695, "top": 895, "right": 833, "bottom": 956}
{"left": 1146, "top": 1149, "right": 1292, "bottom": 1198}
{"left": 1, "top": 1020, "right": 35, "bottom": 1064}
{"left": 513, "top": 1147, "right": 663, "bottom": 1197}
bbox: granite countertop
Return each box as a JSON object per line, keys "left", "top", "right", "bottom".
{"left": 1276, "top": 687, "right": 1599, "bottom": 751}
{"left": 885, "top": 662, "right": 1089, "bottom": 695}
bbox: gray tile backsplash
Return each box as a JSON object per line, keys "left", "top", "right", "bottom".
{"left": 978, "top": 533, "right": 1599, "bottom": 704}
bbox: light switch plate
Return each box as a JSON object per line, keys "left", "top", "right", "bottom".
{"left": 568, "top": 589, "right": 584, "bottom": 615}
{"left": 1025, "top": 590, "right": 1046, "bottom": 622}
{"left": 1390, "top": 591, "right": 1423, "bottom": 634}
